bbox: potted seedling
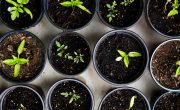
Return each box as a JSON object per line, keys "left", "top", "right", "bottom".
{"left": 48, "top": 32, "right": 91, "bottom": 76}
{"left": 150, "top": 39, "right": 180, "bottom": 91}
{"left": 0, "top": 30, "right": 45, "bottom": 83}
{"left": 45, "top": 0, "right": 96, "bottom": 30}
{"left": 93, "top": 30, "right": 148, "bottom": 86}
{"left": 0, "top": 85, "right": 44, "bottom": 110}
{"left": 99, "top": 87, "right": 151, "bottom": 110}
{"left": 98, "top": 0, "right": 144, "bottom": 29}
{"left": 46, "top": 79, "right": 94, "bottom": 110}
{"left": 0, "top": 0, "right": 43, "bottom": 29}
{"left": 147, "top": 0, "right": 180, "bottom": 37}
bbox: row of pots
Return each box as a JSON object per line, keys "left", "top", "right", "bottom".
{"left": 0, "top": 0, "right": 179, "bottom": 37}
{"left": 0, "top": 78, "right": 179, "bottom": 110}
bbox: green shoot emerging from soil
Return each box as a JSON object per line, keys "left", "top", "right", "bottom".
{"left": 115, "top": 50, "right": 142, "bottom": 68}
{"left": 3, "top": 40, "right": 29, "bottom": 77}
{"left": 61, "top": 90, "right": 80, "bottom": 104}
{"left": 126, "top": 96, "right": 137, "bottom": 110}
{"left": 175, "top": 60, "right": 180, "bottom": 77}
{"left": 120, "top": 0, "right": 135, "bottom": 6}
{"left": 106, "top": 1, "right": 117, "bottom": 22}
{"left": 56, "top": 41, "right": 68, "bottom": 57}
{"left": 164, "top": 0, "right": 180, "bottom": 17}
{"left": 18, "top": 104, "right": 26, "bottom": 110}
{"left": 60, "top": 0, "right": 92, "bottom": 14}
{"left": 6, "top": 0, "right": 33, "bottom": 21}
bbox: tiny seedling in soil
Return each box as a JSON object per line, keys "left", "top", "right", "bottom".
{"left": 6, "top": 0, "right": 33, "bottom": 21}
{"left": 61, "top": 90, "right": 80, "bottom": 104}
{"left": 106, "top": 1, "right": 117, "bottom": 22}
{"left": 60, "top": 0, "right": 92, "bottom": 14}
{"left": 115, "top": 50, "right": 142, "bottom": 68}
{"left": 2, "top": 40, "right": 29, "bottom": 77}
{"left": 164, "top": 0, "right": 180, "bottom": 17}
{"left": 18, "top": 104, "right": 26, "bottom": 110}
{"left": 127, "top": 96, "right": 137, "bottom": 110}
{"left": 120, "top": 0, "right": 135, "bottom": 6}
{"left": 175, "top": 60, "right": 180, "bottom": 77}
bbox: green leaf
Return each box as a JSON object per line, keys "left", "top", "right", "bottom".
{"left": 3, "top": 59, "right": 17, "bottom": 65}
{"left": 12, "top": 55, "right": 18, "bottom": 60}
{"left": 118, "top": 50, "right": 127, "bottom": 57}
{"left": 176, "top": 60, "right": 180, "bottom": 66}
{"left": 77, "top": 5, "right": 92, "bottom": 14}
{"left": 69, "top": 97, "right": 74, "bottom": 104}
{"left": 6, "top": 0, "right": 18, "bottom": 6}
{"left": 22, "top": 0, "right": 29, "bottom": 4}
{"left": 106, "top": 4, "right": 111, "bottom": 8}
{"left": 60, "top": 1, "right": 73, "bottom": 7}
{"left": 61, "top": 92, "right": 69, "bottom": 97}
{"left": 8, "top": 7, "right": 17, "bottom": 11}
{"left": 128, "top": 52, "right": 142, "bottom": 57}
{"left": 175, "top": 66, "right": 180, "bottom": 77}
{"left": 72, "top": 1, "right": 83, "bottom": 6}
{"left": 124, "top": 55, "right": 129, "bottom": 68}
{"left": 23, "top": 7, "right": 33, "bottom": 19}
{"left": 17, "top": 40, "right": 25, "bottom": 55}
{"left": 11, "top": 10, "right": 19, "bottom": 21}
{"left": 17, "top": 0, "right": 23, "bottom": 4}
{"left": 128, "top": 96, "right": 137, "bottom": 110}
{"left": 168, "top": 9, "right": 178, "bottom": 17}
{"left": 14, "top": 64, "right": 20, "bottom": 77}
{"left": 17, "top": 58, "right": 28, "bottom": 64}
{"left": 55, "top": 41, "right": 61, "bottom": 47}
{"left": 18, "top": 8, "right": 24, "bottom": 13}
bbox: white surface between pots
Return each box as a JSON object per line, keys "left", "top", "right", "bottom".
{"left": 0, "top": 13, "right": 169, "bottom": 110}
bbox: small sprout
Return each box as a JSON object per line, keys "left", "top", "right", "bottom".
{"left": 115, "top": 50, "right": 142, "bottom": 68}
{"left": 18, "top": 104, "right": 26, "bottom": 110}
{"left": 175, "top": 60, "right": 180, "bottom": 77}
{"left": 167, "top": 0, "right": 179, "bottom": 17}
{"left": 61, "top": 90, "right": 80, "bottom": 104}
{"left": 106, "top": 1, "right": 118, "bottom": 22}
{"left": 56, "top": 41, "right": 68, "bottom": 57}
{"left": 60, "top": 0, "right": 92, "bottom": 14}
{"left": 3, "top": 40, "right": 29, "bottom": 77}
{"left": 73, "top": 52, "right": 84, "bottom": 63}
{"left": 126, "top": 96, "right": 137, "bottom": 110}
{"left": 120, "top": 0, "right": 135, "bottom": 6}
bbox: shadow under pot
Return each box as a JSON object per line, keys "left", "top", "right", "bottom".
{"left": 0, "top": 30, "right": 46, "bottom": 83}
{"left": 0, "top": 0, "right": 43, "bottom": 29}
{"left": 93, "top": 30, "right": 148, "bottom": 86}
{"left": 99, "top": 87, "right": 151, "bottom": 110}
{"left": 150, "top": 39, "right": 180, "bottom": 91}
{"left": 98, "top": 0, "right": 144, "bottom": 29}
{"left": 147, "top": 0, "right": 180, "bottom": 37}
{"left": 45, "top": 0, "right": 96, "bottom": 31}
{"left": 46, "top": 79, "right": 94, "bottom": 110}
{"left": 48, "top": 32, "right": 91, "bottom": 76}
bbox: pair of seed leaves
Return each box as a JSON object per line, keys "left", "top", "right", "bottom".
{"left": 61, "top": 90, "right": 80, "bottom": 104}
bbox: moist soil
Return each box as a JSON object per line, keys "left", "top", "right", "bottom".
{"left": 148, "top": 0, "right": 180, "bottom": 36}
{"left": 101, "top": 89, "right": 149, "bottom": 110}
{"left": 151, "top": 40, "right": 180, "bottom": 90}
{"left": 95, "top": 32, "right": 146, "bottom": 84}
{"left": 50, "top": 33, "right": 91, "bottom": 75}
{"left": 154, "top": 92, "right": 180, "bottom": 110}
{"left": 47, "top": 0, "right": 96, "bottom": 29}
{"left": 0, "top": 32, "right": 43, "bottom": 81}
{"left": 50, "top": 80, "right": 92, "bottom": 110}
{"left": 2, "top": 87, "right": 43, "bottom": 110}
{"left": 0, "top": 0, "right": 42, "bottom": 29}
{"left": 99, "top": 0, "right": 143, "bottom": 28}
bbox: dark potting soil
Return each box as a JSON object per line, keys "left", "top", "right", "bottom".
{"left": 154, "top": 92, "right": 180, "bottom": 110}
{"left": 2, "top": 87, "right": 43, "bottom": 110}
{"left": 99, "top": 0, "right": 143, "bottom": 28}
{"left": 50, "top": 33, "right": 91, "bottom": 75}
{"left": 50, "top": 80, "right": 92, "bottom": 110}
{"left": 152, "top": 41, "right": 180, "bottom": 89}
{"left": 95, "top": 32, "right": 146, "bottom": 84}
{"left": 47, "top": 0, "right": 96, "bottom": 29}
{"left": 148, "top": 0, "right": 180, "bottom": 36}
{"left": 0, "top": 32, "right": 43, "bottom": 81}
{"left": 101, "top": 89, "right": 149, "bottom": 110}
{"left": 0, "top": 0, "right": 42, "bottom": 29}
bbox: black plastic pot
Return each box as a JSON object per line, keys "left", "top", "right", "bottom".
{"left": 0, "top": 30, "right": 46, "bottom": 83}
{"left": 93, "top": 30, "right": 149, "bottom": 86}
{"left": 46, "top": 78, "right": 94, "bottom": 110}
{"left": 0, "top": 0, "right": 44, "bottom": 30}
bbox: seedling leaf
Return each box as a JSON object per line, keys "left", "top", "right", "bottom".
{"left": 3, "top": 59, "right": 17, "bottom": 65}
{"left": 17, "top": 40, "right": 25, "bottom": 55}
{"left": 23, "top": 7, "right": 33, "bottom": 19}
{"left": 124, "top": 55, "right": 129, "bottom": 68}
{"left": 77, "top": 5, "right": 92, "bottom": 14}
{"left": 128, "top": 52, "right": 142, "bottom": 57}
{"left": 176, "top": 60, "right": 180, "bottom": 65}
{"left": 118, "top": 50, "right": 127, "bottom": 57}
{"left": 14, "top": 64, "right": 20, "bottom": 77}
{"left": 176, "top": 66, "right": 180, "bottom": 77}
{"left": 128, "top": 96, "right": 137, "bottom": 110}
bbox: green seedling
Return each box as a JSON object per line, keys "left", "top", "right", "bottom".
{"left": 18, "top": 104, "right": 26, "bottom": 110}
{"left": 3, "top": 40, "right": 29, "bottom": 77}
{"left": 6, "top": 0, "right": 33, "bottom": 21}
{"left": 55, "top": 41, "right": 68, "bottom": 57}
{"left": 60, "top": 0, "right": 92, "bottom": 14}
{"left": 120, "top": 0, "right": 135, "bottom": 6}
{"left": 106, "top": 1, "right": 118, "bottom": 22}
{"left": 115, "top": 50, "right": 142, "bottom": 68}
{"left": 175, "top": 60, "right": 180, "bottom": 77}
{"left": 164, "top": 0, "right": 179, "bottom": 17}
{"left": 126, "top": 96, "right": 137, "bottom": 110}
{"left": 61, "top": 90, "right": 80, "bottom": 104}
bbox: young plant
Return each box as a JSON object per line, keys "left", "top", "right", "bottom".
{"left": 18, "top": 104, "right": 26, "bottom": 110}
{"left": 167, "top": 0, "right": 179, "bottom": 17}
{"left": 61, "top": 90, "right": 80, "bottom": 104}
{"left": 115, "top": 50, "right": 142, "bottom": 68}
{"left": 120, "top": 0, "right": 135, "bottom": 6}
{"left": 126, "top": 96, "right": 137, "bottom": 110}
{"left": 106, "top": 1, "right": 118, "bottom": 22}
{"left": 175, "top": 60, "right": 180, "bottom": 77}
{"left": 55, "top": 41, "right": 68, "bottom": 57}
{"left": 3, "top": 40, "right": 29, "bottom": 77}
{"left": 6, "top": 0, "right": 33, "bottom": 21}
{"left": 60, "top": 0, "right": 92, "bottom": 14}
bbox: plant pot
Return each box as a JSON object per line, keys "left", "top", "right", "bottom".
{"left": 46, "top": 78, "right": 94, "bottom": 110}
{"left": 48, "top": 32, "right": 91, "bottom": 76}
{"left": 0, "top": 85, "right": 45, "bottom": 110}
{"left": 44, "top": 0, "right": 96, "bottom": 31}
{"left": 150, "top": 39, "right": 180, "bottom": 91}
{"left": 147, "top": 0, "right": 180, "bottom": 38}
{"left": 98, "top": 0, "right": 144, "bottom": 29}
{"left": 0, "top": 0, "right": 44, "bottom": 30}
{"left": 99, "top": 87, "right": 151, "bottom": 110}
{"left": 93, "top": 30, "right": 149, "bottom": 86}
{"left": 152, "top": 91, "right": 180, "bottom": 110}
{"left": 0, "top": 30, "right": 46, "bottom": 83}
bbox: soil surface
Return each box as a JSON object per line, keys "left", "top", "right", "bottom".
{"left": 101, "top": 89, "right": 149, "bottom": 110}
{"left": 0, "top": 0, "right": 42, "bottom": 29}
{"left": 47, "top": 0, "right": 96, "bottom": 29}
{"left": 50, "top": 80, "right": 92, "bottom": 110}
{"left": 0, "top": 32, "right": 44, "bottom": 81}
{"left": 2, "top": 87, "right": 43, "bottom": 110}
{"left": 151, "top": 40, "right": 180, "bottom": 89}
{"left": 148, "top": 0, "right": 180, "bottom": 36}
{"left": 50, "top": 33, "right": 91, "bottom": 75}
{"left": 95, "top": 32, "right": 146, "bottom": 84}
